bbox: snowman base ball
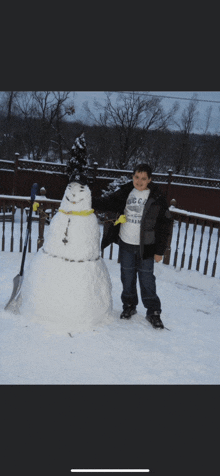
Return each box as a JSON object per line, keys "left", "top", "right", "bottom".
{"left": 19, "top": 182, "right": 114, "bottom": 334}
{"left": 20, "top": 250, "right": 113, "bottom": 334}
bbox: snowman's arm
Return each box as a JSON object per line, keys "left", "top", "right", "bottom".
{"left": 92, "top": 181, "right": 133, "bottom": 215}
{"left": 92, "top": 195, "right": 122, "bottom": 214}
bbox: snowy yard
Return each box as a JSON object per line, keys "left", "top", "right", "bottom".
{"left": 1, "top": 216, "right": 220, "bottom": 384}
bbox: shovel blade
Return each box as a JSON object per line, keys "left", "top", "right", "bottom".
{"left": 4, "top": 274, "right": 24, "bottom": 312}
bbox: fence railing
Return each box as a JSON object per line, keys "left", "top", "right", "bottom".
{"left": 0, "top": 195, "right": 61, "bottom": 252}
{"left": 95, "top": 167, "right": 220, "bottom": 188}
{"left": 1, "top": 156, "right": 220, "bottom": 217}
{"left": 0, "top": 158, "right": 67, "bottom": 174}
{"left": 1, "top": 195, "right": 220, "bottom": 278}
{"left": 163, "top": 203, "right": 220, "bottom": 277}
{"left": 1, "top": 156, "right": 220, "bottom": 188}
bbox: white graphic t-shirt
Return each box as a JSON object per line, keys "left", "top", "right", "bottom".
{"left": 119, "top": 187, "right": 150, "bottom": 245}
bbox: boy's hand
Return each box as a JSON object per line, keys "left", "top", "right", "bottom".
{"left": 114, "top": 215, "right": 126, "bottom": 226}
{"left": 154, "top": 255, "right": 163, "bottom": 263}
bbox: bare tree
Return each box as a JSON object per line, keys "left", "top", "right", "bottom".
{"left": 32, "top": 91, "right": 75, "bottom": 161}
{"left": 83, "top": 91, "right": 179, "bottom": 169}
{"left": 14, "top": 92, "right": 40, "bottom": 159}
{"left": 180, "top": 94, "right": 199, "bottom": 133}
{"left": 0, "top": 91, "right": 20, "bottom": 159}
{"left": 49, "top": 91, "right": 75, "bottom": 163}
{"left": 31, "top": 91, "right": 57, "bottom": 159}
{"left": 203, "top": 105, "right": 212, "bottom": 135}
{"left": 174, "top": 94, "right": 199, "bottom": 174}
{"left": 14, "top": 91, "right": 75, "bottom": 162}
{"left": 198, "top": 105, "right": 220, "bottom": 177}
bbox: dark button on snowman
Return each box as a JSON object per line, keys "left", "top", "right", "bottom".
{"left": 19, "top": 134, "right": 113, "bottom": 334}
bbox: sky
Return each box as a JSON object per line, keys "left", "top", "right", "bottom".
{"left": 72, "top": 91, "right": 220, "bottom": 134}
{"left": 1, "top": 90, "right": 219, "bottom": 134}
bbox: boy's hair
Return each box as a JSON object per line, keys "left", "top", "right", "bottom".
{"left": 133, "top": 163, "right": 152, "bottom": 179}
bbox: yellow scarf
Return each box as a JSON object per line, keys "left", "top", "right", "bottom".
{"left": 58, "top": 208, "right": 94, "bottom": 216}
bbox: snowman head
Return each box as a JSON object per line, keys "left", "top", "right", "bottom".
{"left": 60, "top": 182, "right": 92, "bottom": 212}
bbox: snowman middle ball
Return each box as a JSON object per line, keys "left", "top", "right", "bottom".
{"left": 43, "top": 182, "right": 100, "bottom": 262}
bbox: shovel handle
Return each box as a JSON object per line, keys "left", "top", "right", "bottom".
{"left": 31, "top": 183, "right": 39, "bottom": 201}
{"left": 19, "top": 183, "right": 38, "bottom": 276}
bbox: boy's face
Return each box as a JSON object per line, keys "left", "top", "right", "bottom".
{"left": 133, "top": 171, "right": 151, "bottom": 191}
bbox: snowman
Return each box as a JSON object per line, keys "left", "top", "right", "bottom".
{"left": 43, "top": 181, "right": 101, "bottom": 262}
{"left": 19, "top": 176, "right": 113, "bottom": 335}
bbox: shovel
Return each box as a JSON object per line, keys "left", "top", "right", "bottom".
{"left": 4, "top": 183, "right": 39, "bottom": 312}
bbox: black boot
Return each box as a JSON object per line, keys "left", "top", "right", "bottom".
{"left": 120, "top": 305, "right": 137, "bottom": 319}
{"left": 146, "top": 311, "right": 164, "bottom": 329}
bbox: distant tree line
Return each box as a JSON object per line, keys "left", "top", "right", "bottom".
{"left": 0, "top": 91, "right": 75, "bottom": 163}
{"left": 0, "top": 91, "right": 219, "bottom": 178}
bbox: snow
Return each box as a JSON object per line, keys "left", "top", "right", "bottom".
{"left": 0, "top": 169, "right": 14, "bottom": 173}
{"left": 0, "top": 159, "right": 14, "bottom": 164}
{"left": 0, "top": 194, "right": 30, "bottom": 200}
{"left": 43, "top": 183, "right": 100, "bottom": 261}
{"left": 20, "top": 251, "right": 113, "bottom": 334}
{"left": 0, "top": 184, "right": 220, "bottom": 384}
{"left": 1, "top": 251, "right": 220, "bottom": 384}
{"left": 169, "top": 182, "right": 220, "bottom": 190}
{"left": 97, "top": 176, "right": 119, "bottom": 180}
{"left": 13, "top": 182, "right": 113, "bottom": 335}
{"left": 171, "top": 173, "right": 220, "bottom": 181}
{"left": 18, "top": 158, "right": 67, "bottom": 167}
{"left": 0, "top": 194, "right": 61, "bottom": 204}
{"left": 18, "top": 168, "right": 65, "bottom": 175}
{"left": 170, "top": 206, "right": 220, "bottom": 222}
{"left": 98, "top": 167, "right": 132, "bottom": 173}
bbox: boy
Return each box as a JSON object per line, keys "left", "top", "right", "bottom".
{"left": 92, "top": 163, "right": 172, "bottom": 329}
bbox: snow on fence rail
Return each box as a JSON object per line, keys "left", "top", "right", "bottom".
{"left": 0, "top": 195, "right": 220, "bottom": 278}
{"left": 0, "top": 158, "right": 67, "bottom": 174}
{"left": 1, "top": 157, "right": 220, "bottom": 188}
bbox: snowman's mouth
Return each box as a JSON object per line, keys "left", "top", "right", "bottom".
{"left": 66, "top": 196, "right": 83, "bottom": 204}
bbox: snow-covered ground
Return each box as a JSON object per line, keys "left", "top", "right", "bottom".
{"left": 1, "top": 212, "right": 220, "bottom": 384}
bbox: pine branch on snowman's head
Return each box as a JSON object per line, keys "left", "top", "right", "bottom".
{"left": 67, "top": 132, "right": 89, "bottom": 185}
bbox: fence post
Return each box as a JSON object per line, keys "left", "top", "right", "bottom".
{"left": 93, "top": 161, "right": 98, "bottom": 183}
{"left": 91, "top": 161, "right": 98, "bottom": 195}
{"left": 163, "top": 225, "right": 173, "bottom": 265}
{"left": 37, "top": 187, "right": 49, "bottom": 250}
{"left": 12, "top": 152, "right": 20, "bottom": 195}
{"left": 163, "top": 198, "right": 176, "bottom": 265}
{"left": 37, "top": 207, "right": 46, "bottom": 250}
{"left": 166, "top": 169, "right": 173, "bottom": 203}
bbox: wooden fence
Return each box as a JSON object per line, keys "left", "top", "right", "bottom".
{"left": 0, "top": 195, "right": 219, "bottom": 278}
{"left": 1, "top": 155, "right": 220, "bottom": 215}
{"left": 162, "top": 203, "right": 220, "bottom": 277}
{"left": 1, "top": 156, "right": 220, "bottom": 190}
{"left": 0, "top": 195, "right": 61, "bottom": 252}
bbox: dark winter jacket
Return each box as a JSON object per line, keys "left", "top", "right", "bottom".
{"left": 92, "top": 181, "right": 173, "bottom": 259}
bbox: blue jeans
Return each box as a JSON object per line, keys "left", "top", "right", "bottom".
{"left": 119, "top": 240, "right": 161, "bottom": 316}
